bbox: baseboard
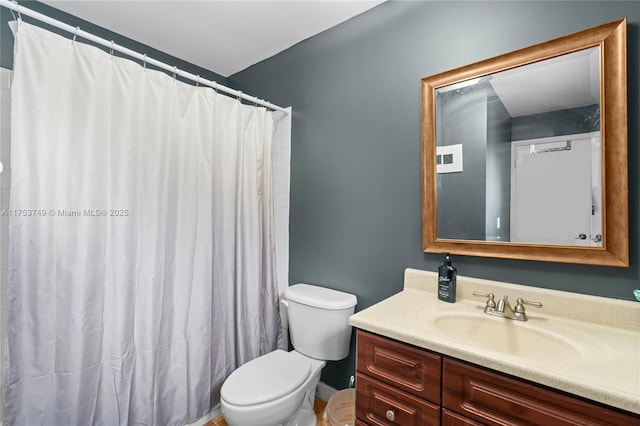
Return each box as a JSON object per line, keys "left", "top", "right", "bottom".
{"left": 316, "top": 381, "right": 338, "bottom": 402}
{"left": 184, "top": 403, "right": 222, "bottom": 426}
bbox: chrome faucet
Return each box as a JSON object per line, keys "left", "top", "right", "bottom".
{"left": 473, "top": 292, "right": 542, "bottom": 321}
{"left": 496, "top": 295, "right": 514, "bottom": 316}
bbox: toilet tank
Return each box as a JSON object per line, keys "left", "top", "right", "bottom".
{"left": 284, "top": 284, "right": 357, "bottom": 361}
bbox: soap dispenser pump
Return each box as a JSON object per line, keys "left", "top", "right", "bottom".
{"left": 438, "top": 253, "right": 457, "bottom": 303}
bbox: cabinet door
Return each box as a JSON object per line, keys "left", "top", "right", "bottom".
{"left": 443, "top": 358, "right": 640, "bottom": 426}
{"left": 356, "top": 372, "right": 440, "bottom": 426}
{"left": 357, "top": 330, "right": 441, "bottom": 404}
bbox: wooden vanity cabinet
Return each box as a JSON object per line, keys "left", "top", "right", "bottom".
{"left": 441, "top": 409, "right": 483, "bottom": 426}
{"left": 355, "top": 330, "right": 441, "bottom": 425}
{"left": 355, "top": 330, "right": 640, "bottom": 426}
{"left": 442, "top": 358, "right": 640, "bottom": 426}
{"left": 356, "top": 373, "right": 440, "bottom": 425}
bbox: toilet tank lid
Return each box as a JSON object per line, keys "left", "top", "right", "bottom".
{"left": 285, "top": 284, "right": 357, "bottom": 310}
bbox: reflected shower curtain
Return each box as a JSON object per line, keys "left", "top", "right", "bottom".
{"left": 4, "top": 22, "right": 283, "bottom": 425}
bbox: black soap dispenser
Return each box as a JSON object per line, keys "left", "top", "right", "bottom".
{"left": 438, "top": 253, "right": 457, "bottom": 303}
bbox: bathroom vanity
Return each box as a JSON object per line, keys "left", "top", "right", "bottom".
{"left": 349, "top": 269, "right": 640, "bottom": 425}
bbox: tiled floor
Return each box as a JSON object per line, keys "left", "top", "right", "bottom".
{"left": 206, "top": 397, "right": 328, "bottom": 426}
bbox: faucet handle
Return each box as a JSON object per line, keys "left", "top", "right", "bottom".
{"left": 514, "top": 298, "right": 542, "bottom": 313}
{"left": 473, "top": 291, "right": 496, "bottom": 308}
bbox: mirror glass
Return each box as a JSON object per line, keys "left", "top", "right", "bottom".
{"left": 435, "top": 47, "right": 601, "bottom": 247}
{"left": 421, "top": 19, "right": 628, "bottom": 267}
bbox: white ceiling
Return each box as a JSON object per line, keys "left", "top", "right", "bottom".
{"left": 41, "top": 0, "right": 385, "bottom": 77}
{"left": 489, "top": 47, "right": 600, "bottom": 117}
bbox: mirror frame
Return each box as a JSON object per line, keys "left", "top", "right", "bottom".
{"left": 421, "top": 19, "right": 628, "bottom": 267}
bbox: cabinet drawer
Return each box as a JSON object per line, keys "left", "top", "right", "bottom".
{"left": 356, "top": 372, "right": 440, "bottom": 426}
{"left": 357, "top": 330, "right": 441, "bottom": 403}
{"left": 441, "top": 408, "right": 483, "bottom": 426}
{"left": 443, "top": 358, "right": 640, "bottom": 426}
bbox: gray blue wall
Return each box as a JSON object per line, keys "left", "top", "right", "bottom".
{"left": 228, "top": 1, "right": 640, "bottom": 388}
{"left": 436, "top": 84, "right": 488, "bottom": 241}
{"left": 512, "top": 104, "right": 600, "bottom": 140}
{"left": 486, "top": 89, "right": 512, "bottom": 241}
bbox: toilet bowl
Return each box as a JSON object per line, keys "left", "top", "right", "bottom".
{"left": 220, "top": 284, "right": 357, "bottom": 426}
{"left": 221, "top": 350, "right": 325, "bottom": 426}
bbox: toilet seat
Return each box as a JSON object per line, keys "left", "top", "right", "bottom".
{"left": 221, "top": 350, "right": 311, "bottom": 406}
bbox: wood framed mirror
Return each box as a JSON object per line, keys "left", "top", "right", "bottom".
{"left": 421, "top": 19, "right": 628, "bottom": 267}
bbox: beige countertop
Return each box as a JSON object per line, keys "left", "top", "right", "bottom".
{"left": 349, "top": 268, "right": 640, "bottom": 415}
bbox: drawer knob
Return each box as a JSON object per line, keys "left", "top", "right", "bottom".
{"left": 386, "top": 409, "right": 396, "bottom": 421}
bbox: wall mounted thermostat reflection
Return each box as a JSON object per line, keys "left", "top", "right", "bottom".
{"left": 436, "top": 144, "right": 463, "bottom": 174}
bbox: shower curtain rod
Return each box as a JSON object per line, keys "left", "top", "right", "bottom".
{"left": 0, "top": 0, "right": 289, "bottom": 114}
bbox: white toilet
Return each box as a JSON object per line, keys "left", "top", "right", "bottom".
{"left": 220, "top": 283, "right": 357, "bottom": 426}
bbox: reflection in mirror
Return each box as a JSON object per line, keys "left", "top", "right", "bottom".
{"left": 422, "top": 18, "right": 628, "bottom": 266}
{"left": 435, "top": 47, "right": 602, "bottom": 246}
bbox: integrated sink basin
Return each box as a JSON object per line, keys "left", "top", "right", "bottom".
{"left": 349, "top": 269, "right": 640, "bottom": 415}
{"left": 432, "top": 313, "right": 583, "bottom": 362}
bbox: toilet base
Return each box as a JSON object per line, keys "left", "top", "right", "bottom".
{"left": 282, "top": 368, "right": 320, "bottom": 426}
{"left": 221, "top": 351, "right": 325, "bottom": 426}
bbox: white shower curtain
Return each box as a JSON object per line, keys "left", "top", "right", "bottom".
{"left": 4, "top": 22, "right": 284, "bottom": 425}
